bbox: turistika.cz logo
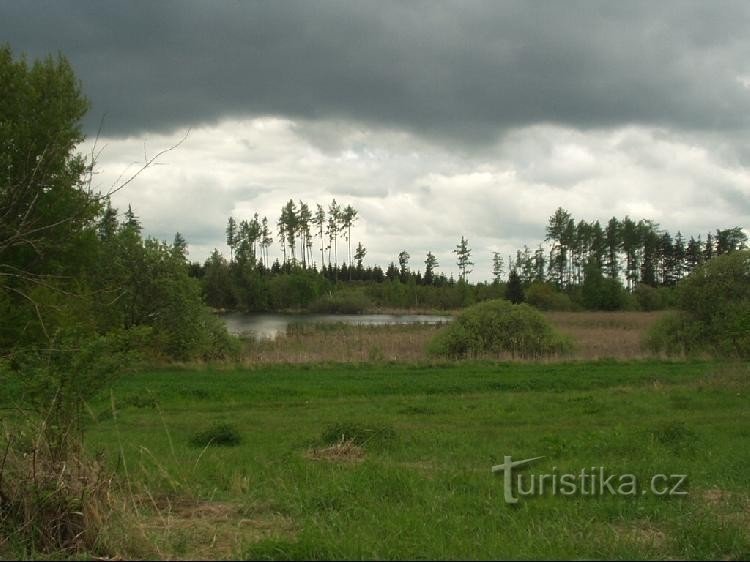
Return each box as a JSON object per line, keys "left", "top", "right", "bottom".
{"left": 491, "top": 456, "right": 688, "bottom": 504}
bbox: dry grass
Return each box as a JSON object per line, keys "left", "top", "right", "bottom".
{"left": 304, "top": 438, "right": 366, "bottom": 464}
{"left": 0, "top": 422, "right": 115, "bottom": 556}
{"left": 235, "top": 311, "right": 667, "bottom": 364}
{"left": 544, "top": 311, "right": 666, "bottom": 360}
{"left": 134, "top": 497, "right": 296, "bottom": 560}
{"left": 240, "top": 323, "right": 443, "bottom": 364}
{"left": 610, "top": 520, "right": 668, "bottom": 550}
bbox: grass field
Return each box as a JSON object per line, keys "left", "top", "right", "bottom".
{"left": 66, "top": 359, "right": 750, "bottom": 559}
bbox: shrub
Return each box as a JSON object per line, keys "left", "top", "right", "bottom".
{"left": 646, "top": 250, "right": 750, "bottom": 358}
{"left": 427, "top": 299, "right": 572, "bottom": 359}
{"left": 525, "top": 282, "right": 574, "bottom": 311}
{"left": 189, "top": 423, "right": 242, "bottom": 447}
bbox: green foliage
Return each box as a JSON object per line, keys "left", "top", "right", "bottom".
{"left": 632, "top": 283, "right": 676, "bottom": 311}
{"left": 525, "top": 281, "right": 574, "bottom": 311}
{"left": 309, "top": 290, "right": 371, "bottom": 314}
{"left": 647, "top": 250, "right": 750, "bottom": 357}
{"left": 505, "top": 270, "right": 524, "bottom": 304}
{"left": 427, "top": 299, "right": 572, "bottom": 358}
{"left": 189, "top": 423, "right": 242, "bottom": 447}
{"left": 581, "top": 262, "right": 629, "bottom": 310}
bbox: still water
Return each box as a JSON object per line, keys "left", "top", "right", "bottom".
{"left": 221, "top": 312, "right": 453, "bottom": 340}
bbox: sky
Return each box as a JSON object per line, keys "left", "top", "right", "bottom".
{"left": 3, "top": 1, "right": 749, "bottom": 280}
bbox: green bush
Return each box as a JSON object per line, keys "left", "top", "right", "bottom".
{"left": 633, "top": 283, "right": 677, "bottom": 311}
{"left": 525, "top": 282, "right": 574, "bottom": 311}
{"left": 646, "top": 250, "right": 750, "bottom": 358}
{"left": 189, "top": 423, "right": 242, "bottom": 447}
{"left": 427, "top": 299, "right": 573, "bottom": 359}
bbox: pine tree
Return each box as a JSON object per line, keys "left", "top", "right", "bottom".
{"left": 341, "top": 204, "right": 358, "bottom": 266}
{"left": 354, "top": 242, "right": 367, "bottom": 275}
{"left": 424, "top": 251, "right": 439, "bottom": 285}
{"left": 398, "top": 250, "right": 410, "bottom": 283}
{"left": 313, "top": 204, "right": 326, "bottom": 268}
{"left": 172, "top": 232, "right": 188, "bottom": 261}
{"left": 453, "top": 236, "right": 473, "bottom": 281}
{"left": 124, "top": 204, "right": 142, "bottom": 234}
{"left": 506, "top": 270, "right": 524, "bottom": 304}
{"left": 491, "top": 252, "right": 504, "bottom": 284}
{"left": 226, "top": 216, "right": 237, "bottom": 262}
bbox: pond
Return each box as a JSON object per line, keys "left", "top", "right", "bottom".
{"left": 221, "top": 312, "right": 453, "bottom": 340}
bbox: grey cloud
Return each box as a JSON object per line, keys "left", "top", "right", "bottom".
{"left": 3, "top": 1, "right": 750, "bottom": 145}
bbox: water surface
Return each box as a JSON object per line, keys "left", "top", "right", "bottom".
{"left": 221, "top": 312, "right": 452, "bottom": 340}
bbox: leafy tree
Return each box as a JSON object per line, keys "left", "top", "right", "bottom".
{"left": 647, "top": 250, "right": 750, "bottom": 357}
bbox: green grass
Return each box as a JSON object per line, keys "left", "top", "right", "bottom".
{"left": 48, "top": 361, "right": 750, "bottom": 558}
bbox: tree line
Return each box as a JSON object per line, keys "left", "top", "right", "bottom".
{"left": 192, "top": 201, "right": 745, "bottom": 312}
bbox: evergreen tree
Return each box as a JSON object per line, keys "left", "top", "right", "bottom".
{"left": 506, "top": 270, "right": 524, "bottom": 304}
{"left": 453, "top": 236, "right": 473, "bottom": 281}
{"left": 398, "top": 250, "right": 410, "bottom": 282}
{"left": 604, "top": 217, "right": 621, "bottom": 280}
{"left": 226, "top": 216, "right": 237, "bottom": 262}
{"left": 341, "top": 204, "right": 358, "bottom": 266}
{"left": 172, "top": 231, "right": 188, "bottom": 261}
{"left": 313, "top": 204, "right": 326, "bottom": 268}
{"left": 491, "top": 252, "right": 504, "bottom": 284}
{"left": 424, "top": 251, "right": 439, "bottom": 285}
{"left": 354, "top": 242, "right": 367, "bottom": 275}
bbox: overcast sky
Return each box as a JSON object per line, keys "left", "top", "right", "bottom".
{"left": 3, "top": 1, "right": 749, "bottom": 279}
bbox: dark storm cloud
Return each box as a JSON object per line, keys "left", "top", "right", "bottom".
{"left": 3, "top": 1, "right": 750, "bottom": 143}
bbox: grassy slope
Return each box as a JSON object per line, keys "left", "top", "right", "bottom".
{"left": 80, "top": 360, "right": 749, "bottom": 560}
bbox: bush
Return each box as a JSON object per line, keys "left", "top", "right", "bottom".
{"left": 646, "top": 250, "right": 750, "bottom": 358}
{"left": 525, "top": 282, "right": 574, "bottom": 311}
{"left": 633, "top": 283, "right": 676, "bottom": 311}
{"left": 189, "top": 423, "right": 242, "bottom": 447}
{"left": 427, "top": 299, "right": 573, "bottom": 359}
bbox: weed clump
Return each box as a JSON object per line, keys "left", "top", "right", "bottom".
{"left": 321, "top": 422, "right": 396, "bottom": 448}
{"left": 189, "top": 423, "right": 242, "bottom": 447}
{"left": 427, "top": 299, "right": 572, "bottom": 358}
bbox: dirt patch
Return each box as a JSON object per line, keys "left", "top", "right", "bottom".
{"left": 698, "top": 488, "right": 750, "bottom": 528}
{"left": 304, "top": 438, "right": 366, "bottom": 463}
{"left": 611, "top": 521, "right": 668, "bottom": 549}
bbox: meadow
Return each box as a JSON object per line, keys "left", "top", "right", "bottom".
{"left": 70, "top": 358, "right": 749, "bottom": 559}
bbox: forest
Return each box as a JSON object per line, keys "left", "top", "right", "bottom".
{"left": 187, "top": 202, "right": 747, "bottom": 313}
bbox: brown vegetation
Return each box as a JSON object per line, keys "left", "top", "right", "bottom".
{"left": 235, "top": 311, "right": 667, "bottom": 364}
